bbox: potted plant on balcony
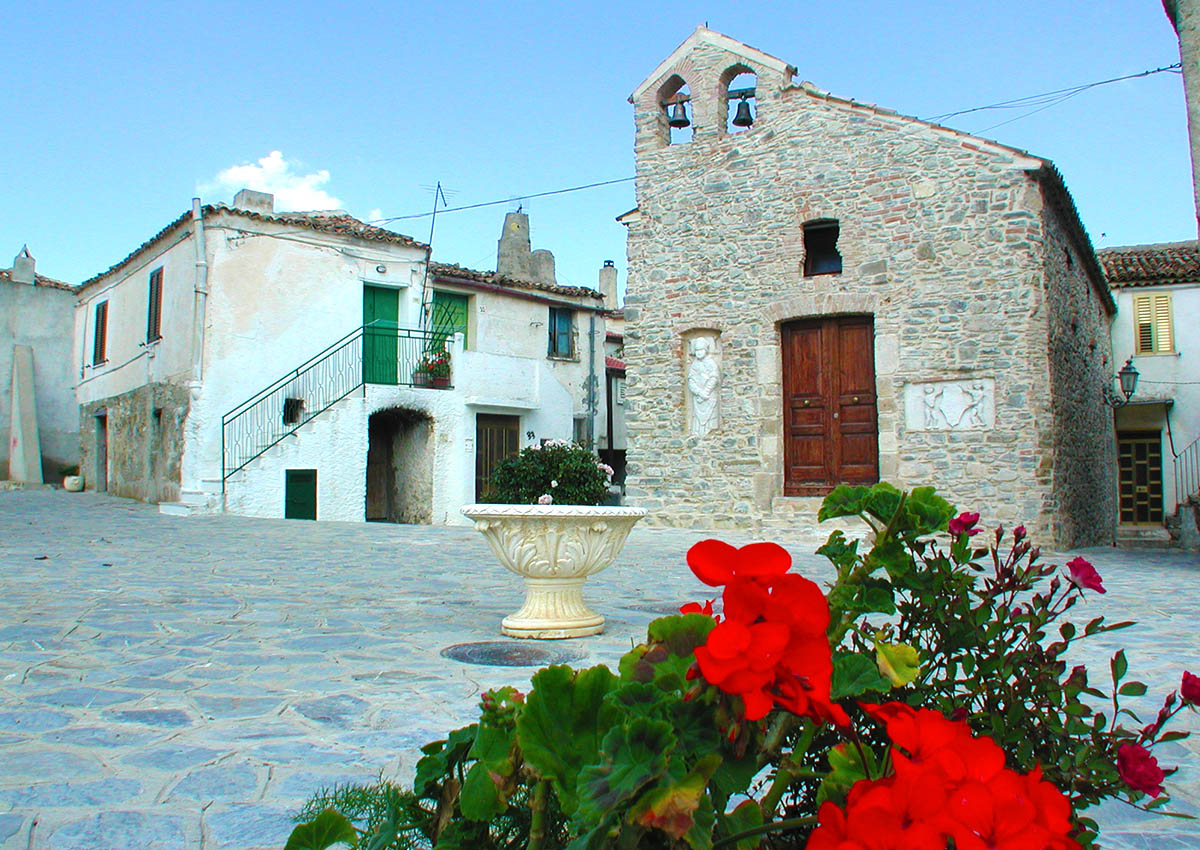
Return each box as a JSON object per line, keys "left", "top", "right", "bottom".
{"left": 413, "top": 349, "right": 451, "bottom": 389}
{"left": 462, "top": 439, "right": 645, "bottom": 639}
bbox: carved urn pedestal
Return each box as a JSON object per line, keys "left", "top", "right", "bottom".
{"left": 461, "top": 504, "right": 647, "bottom": 639}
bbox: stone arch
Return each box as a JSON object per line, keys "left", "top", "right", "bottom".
{"left": 720, "top": 63, "right": 758, "bottom": 133}
{"left": 366, "top": 405, "right": 434, "bottom": 523}
{"left": 657, "top": 73, "right": 694, "bottom": 146}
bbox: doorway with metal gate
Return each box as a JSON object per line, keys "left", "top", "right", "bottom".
{"left": 1117, "top": 430, "right": 1164, "bottom": 525}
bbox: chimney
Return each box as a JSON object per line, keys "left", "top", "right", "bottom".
{"left": 531, "top": 249, "right": 557, "bottom": 285}
{"left": 11, "top": 245, "right": 35, "bottom": 285}
{"left": 599, "top": 260, "right": 619, "bottom": 310}
{"left": 232, "top": 189, "right": 274, "bottom": 214}
{"left": 497, "top": 211, "right": 533, "bottom": 280}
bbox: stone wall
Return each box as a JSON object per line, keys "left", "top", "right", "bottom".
{"left": 622, "top": 32, "right": 1113, "bottom": 547}
{"left": 1039, "top": 190, "right": 1119, "bottom": 546}
{"left": 80, "top": 382, "right": 188, "bottom": 502}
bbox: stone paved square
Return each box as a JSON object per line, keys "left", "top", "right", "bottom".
{"left": 0, "top": 489, "right": 1197, "bottom": 849}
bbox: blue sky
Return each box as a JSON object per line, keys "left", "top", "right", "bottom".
{"left": 0, "top": 0, "right": 1192, "bottom": 295}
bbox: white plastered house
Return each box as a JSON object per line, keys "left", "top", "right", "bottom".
{"left": 73, "top": 191, "right": 610, "bottom": 524}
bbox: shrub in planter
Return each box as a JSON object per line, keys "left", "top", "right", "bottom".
{"left": 482, "top": 439, "right": 613, "bottom": 506}
{"left": 288, "top": 483, "right": 1196, "bottom": 850}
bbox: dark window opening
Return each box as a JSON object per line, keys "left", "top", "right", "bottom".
{"left": 147, "top": 267, "right": 163, "bottom": 342}
{"left": 283, "top": 397, "right": 305, "bottom": 425}
{"left": 92, "top": 301, "right": 108, "bottom": 365}
{"left": 725, "top": 69, "right": 757, "bottom": 133}
{"left": 548, "top": 307, "right": 575, "bottom": 358}
{"left": 803, "top": 220, "right": 842, "bottom": 276}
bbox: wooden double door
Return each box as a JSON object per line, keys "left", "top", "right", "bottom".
{"left": 782, "top": 316, "right": 879, "bottom": 496}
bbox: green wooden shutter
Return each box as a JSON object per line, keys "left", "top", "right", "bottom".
{"left": 363, "top": 285, "right": 399, "bottom": 384}
{"left": 285, "top": 469, "right": 317, "bottom": 520}
{"left": 431, "top": 291, "right": 469, "bottom": 348}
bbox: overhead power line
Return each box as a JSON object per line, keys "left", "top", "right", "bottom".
{"left": 368, "top": 63, "right": 1179, "bottom": 227}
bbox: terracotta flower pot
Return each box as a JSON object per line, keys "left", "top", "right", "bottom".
{"left": 461, "top": 504, "right": 646, "bottom": 638}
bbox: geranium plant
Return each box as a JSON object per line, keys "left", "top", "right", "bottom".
{"left": 286, "top": 483, "right": 1195, "bottom": 850}
{"left": 481, "top": 438, "right": 613, "bottom": 506}
{"left": 416, "top": 349, "right": 451, "bottom": 379}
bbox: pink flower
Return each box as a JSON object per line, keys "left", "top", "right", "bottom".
{"left": 1182, "top": 671, "right": 1200, "bottom": 705}
{"left": 1066, "top": 556, "right": 1106, "bottom": 594}
{"left": 948, "top": 512, "right": 981, "bottom": 537}
{"left": 1117, "top": 743, "right": 1165, "bottom": 797}
{"left": 537, "top": 494, "right": 553, "bottom": 505}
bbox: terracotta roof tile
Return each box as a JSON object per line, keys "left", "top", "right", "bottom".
{"left": 1098, "top": 241, "right": 1200, "bottom": 287}
{"left": 80, "top": 205, "right": 427, "bottom": 290}
{"left": 431, "top": 262, "right": 604, "bottom": 301}
{"left": 0, "top": 268, "right": 76, "bottom": 291}
{"left": 605, "top": 355, "right": 626, "bottom": 372}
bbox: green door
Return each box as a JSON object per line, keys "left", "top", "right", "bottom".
{"left": 363, "top": 285, "right": 399, "bottom": 384}
{"left": 285, "top": 469, "right": 317, "bottom": 520}
{"left": 431, "top": 291, "right": 469, "bottom": 349}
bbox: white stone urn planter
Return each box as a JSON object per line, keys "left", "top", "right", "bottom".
{"left": 461, "top": 504, "right": 647, "bottom": 639}
{"left": 62, "top": 475, "right": 84, "bottom": 492}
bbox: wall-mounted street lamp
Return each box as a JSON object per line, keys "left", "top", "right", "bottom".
{"left": 1104, "top": 358, "right": 1139, "bottom": 408}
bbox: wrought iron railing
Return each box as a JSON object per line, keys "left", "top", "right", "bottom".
{"left": 1174, "top": 433, "right": 1200, "bottom": 508}
{"left": 221, "top": 323, "right": 451, "bottom": 485}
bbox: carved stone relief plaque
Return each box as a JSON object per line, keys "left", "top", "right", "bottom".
{"left": 903, "top": 378, "right": 995, "bottom": 431}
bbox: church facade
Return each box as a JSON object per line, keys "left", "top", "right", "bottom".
{"left": 620, "top": 28, "right": 1118, "bottom": 547}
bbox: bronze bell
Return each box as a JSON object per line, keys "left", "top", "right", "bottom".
{"left": 732, "top": 97, "right": 754, "bottom": 127}
{"left": 667, "top": 102, "right": 690, "bottom": 128}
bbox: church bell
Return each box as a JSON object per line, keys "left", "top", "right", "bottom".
{"left": 667, "top": 102, "right": 690, "bottom": 128}
{"left": 732, "top": 97, "right": 754, "bottom": 127}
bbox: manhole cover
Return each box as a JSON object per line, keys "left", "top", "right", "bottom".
{"left": 441, "top": 641, "right": 584, "bottom": 667}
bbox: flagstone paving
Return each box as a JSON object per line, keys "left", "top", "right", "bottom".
{"left": 0, "top": 489, "right": 1197, "bottom": 849}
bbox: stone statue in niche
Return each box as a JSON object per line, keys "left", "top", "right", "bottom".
{"left": 905, "top": 379, "right": 995, "bottom": 432}
{"left": 687, "top": 337, "right": 720, "bottom": 436}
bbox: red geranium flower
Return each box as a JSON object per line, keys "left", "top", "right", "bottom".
{"left": 686, "top": 539, "right": 792, "bottom": 586}
{"left": 1117, "top": 743, "right": 1165, "bottom": 797}
{"left": 1065, "top": 556, "right": 1106, "bottom": 594}
{"left": 1181, "top": 670, "right": 1200, "bottom": 705}
{"left": 679, "top": 598, "right": 715, "bottom": 618}
{"left": 948, "top": 511, "right": 981, "bottom": 537}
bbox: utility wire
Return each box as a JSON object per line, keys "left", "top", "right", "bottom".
{"left": 366, "top": 63, "right": 1178, "bottom": 227}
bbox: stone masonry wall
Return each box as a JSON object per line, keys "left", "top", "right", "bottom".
{"left": 623, "top": 37, "right": 1093, "bottom": 546}
{"left": 1039, "top": 191, "right": 1119, "bottom": 546}
{"left": 80, "top": 383, "right": 188, "bottom": 503}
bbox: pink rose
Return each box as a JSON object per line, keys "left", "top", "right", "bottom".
{"left": 948, "top": 511, "right": 981, "bottom": 537}
{"left": 537, "top": 494, "right": 553, "bottom": 505}
{"left": 1066, "top": 556, "right": 1106, "bottom": 594}
{"left": 1182, "top": 671, "right": 1200, "bottom": 705}
{"left": 1117, "top": 743, "right": 1165, "bottom": 797}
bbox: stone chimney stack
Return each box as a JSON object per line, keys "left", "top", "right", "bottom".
{"left": 11, "top": 245, "right": 35, "bottom": 285}
{"left": 599, "top": 260, "right": 619, "bottom": 310}
{"left": 531, "top": 249, "right": 557, "bottom": 286}
{"left": 497, "top": 211, "right": 533, "bottom": 280}
{"left": 232, "top": 189, "right": 274, "bottom": 214}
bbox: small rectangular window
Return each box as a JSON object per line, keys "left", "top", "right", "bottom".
{"left": 1132, "top": 293, "right": 1173, "bottom": 354}
{"left": 573, "top": 416, "right": 588, "bottom": 446}
{"left": 803, "top": 220, "right": 842, "bottom": 276}
{"left": 147, "top": 267, "right": 164, "bottom": 342}
{"left": 92, "top": 301, "right": 108, "bottom": 365}
{"left": 548, "top": 307, "right": 575, "bottom": 357}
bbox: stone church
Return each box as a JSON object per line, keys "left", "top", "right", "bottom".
{"left": 619, "top": 28, "right": 1117, "bottom": 548}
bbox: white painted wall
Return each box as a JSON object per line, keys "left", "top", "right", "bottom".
{"left": 74, "top": 225, "right": 198, "bottom": 406}
{"left": 1112, "top": 282, "right": 1200, "bottom": 508}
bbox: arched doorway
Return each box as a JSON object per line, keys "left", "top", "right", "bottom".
{"left": 366, "top": 407, "right": 433, "bottom": 523}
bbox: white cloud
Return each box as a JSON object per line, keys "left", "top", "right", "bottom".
{"left": 367, "top": 208, "right": 385, "bottom": 222}
{"left": 200, "top": 151, "right": 344, "bottom": 211}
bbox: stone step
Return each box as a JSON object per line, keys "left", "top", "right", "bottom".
{"left": 158, "top": 501, "right": 192, "bottom": 517}
{"left": 1115, "top": 525, "right": 1174, "bottom": 549}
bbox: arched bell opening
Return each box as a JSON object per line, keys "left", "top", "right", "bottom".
{"left": 657, "top": 74, "right": 694, "bottom": 145}
{"left": 722, "top": 66, "right": 757, "bottom": 134}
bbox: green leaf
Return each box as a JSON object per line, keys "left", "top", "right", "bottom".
{"left": 459, "top": 722, "right": 516, "bottom": 821}
{"left": 1111, "top": 650, "right": 1128, "bottom": 685}
{"left": 816, "top": 531, "right": 860, "bottom": 573}
{"left": 903, "top": 486, "right": 955, "bottom": 535}
{"left": 831, "top": 652, "right": 890, "bottom": 700}
{"left": 627, "top": 754, "right": 720, "bottom": 848}
{"left": 709, "top": 749, "right": 759, "bottom": 813}
{"left": 284, "top": 809, "right": 358, "bottom": 850}
{"left": 414, "top": 725, "right": 478, "bottom": 797}
{"left": 865, "top": 537, "right": 914, "bottom": 583}
{"left": 619, "top": 614, "right": 715, "bottom": 692}
{"left": 716, "top": 799, "right": 764, "bottom": 850}
{"left": 817, "top": 741, "right": 878, "bottom": 806}
{"left": 1118, "top": 681, "right": 1148, "bottom": 697}
{"left": 874, "top": 638, "right": 921, "bottom": 687}
{"left": 1059, "top": 622, "right": 1076, "bottom": 640}
{"left": 577, "top": 716, "right": 676, "bottom": 822}
{"left": 818, "top": 485, "right": 869, "bottom": 521}
{"left": 517, "top": 664, "right": 620, "bottom": 817}
{"left": 861, "top": 482, "right": 903, "bottom": 525}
